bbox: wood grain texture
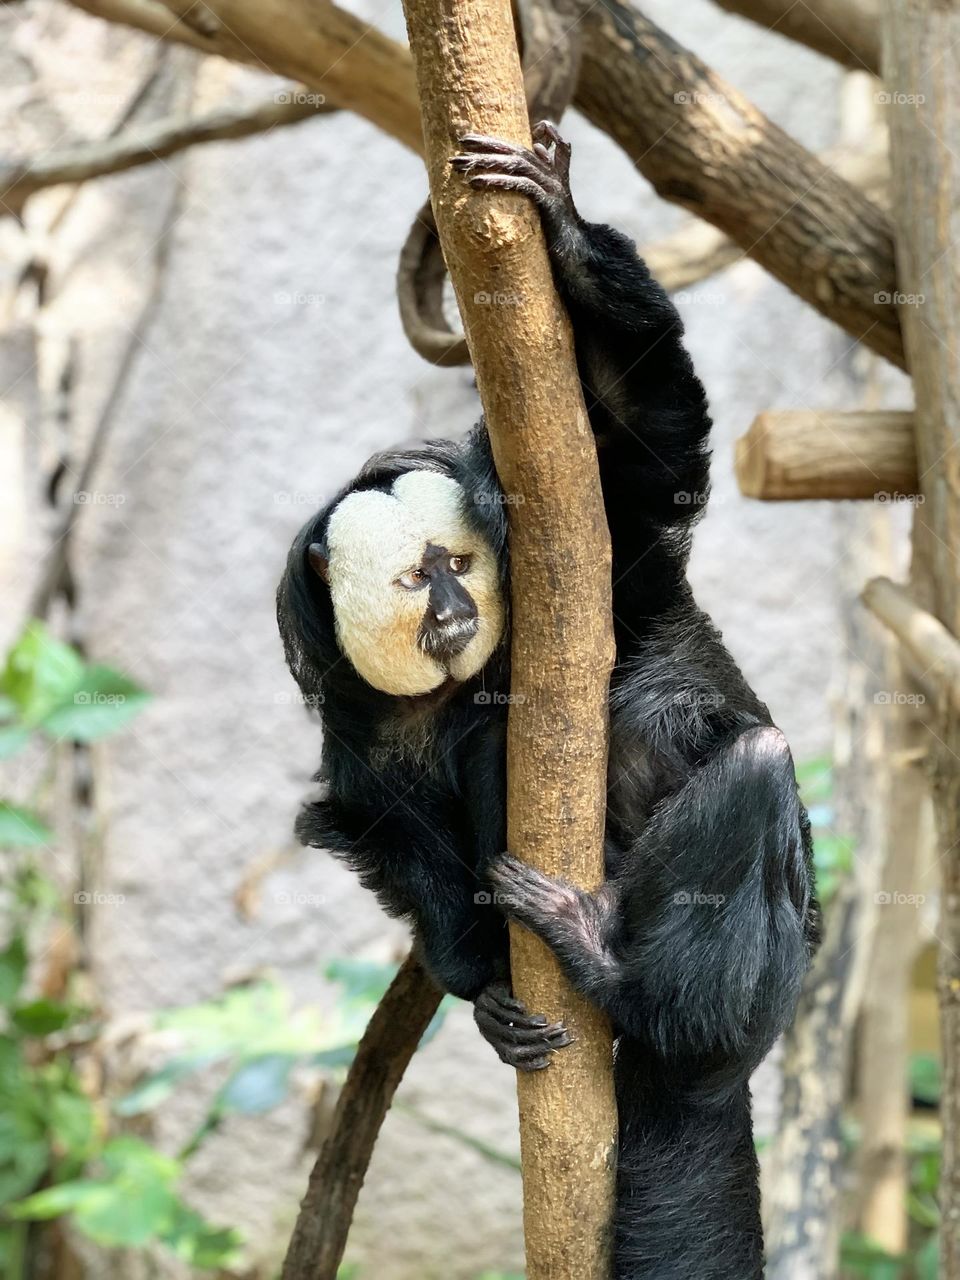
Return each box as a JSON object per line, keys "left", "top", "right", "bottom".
{"left": 66, "top": 0, "right": 904, "bottom": 364}
{"left": 881, "top": 1, "right": 960, "bottom": 1272}
{"left": 398, "top": 0, "right": 618, "bottom": 1273}
{"left": 735, "top": 410, "right": 917, "bottom": 499}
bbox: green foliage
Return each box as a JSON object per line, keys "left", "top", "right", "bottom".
{"left": 910, "top": 1053, "right": 941, "bottom": 1108}
{"left": 798, "top": 757, "right": 854, "bottom": 904}
{"left": 0, "top": 621, "right": 150, "bottom": 757}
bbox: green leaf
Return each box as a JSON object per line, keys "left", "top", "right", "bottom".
{"left": 49, "top": 1090, "right": 97, "bottom": 1161}
{"left": 2, "top": 623, "right": 85, "bottom": 726}
{"left": 11, "top": 999, "right": 74, "bottom": 1037}
{"left": 917, "top": 1233, "right": 939, "bottom": 1280}
{"left": 217, "top": 1053, "right": 294, "bottom": 1115}
{"left": 0, "top": 726, "right": 30, "bottom": 759}
{"left": 325, "top": 958, "right": 397, "bottom": 1005}
{"left": 839, "top": 1232, "right": 904, "bottom": 1279}
{"left": 9, "top": 1180, "right": 106, "bottom": 1221}
{"left": 114, "top": 1055, "right": 219, "bottom": 1117}
{"left": 0, "top": 935, "right": 27, "bottom": 1004}
{"left": 910, "top": 1052, "right": 941, "bottom": 1107}
{"left": 0, "top": 804, "right": 54, "bottom": 849}
{"left": 41, "top": 665, "right": 150, "bottom": 742}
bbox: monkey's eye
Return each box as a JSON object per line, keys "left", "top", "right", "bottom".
{"left": 397, "top": 568, "right": 427, "bottom": 590}
{"left": 449, "top": 555, "right": 471, "bottom": 574}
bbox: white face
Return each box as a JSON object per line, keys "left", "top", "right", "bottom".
{"left": 324, "top": 471, "right": 505, "bottom": 696}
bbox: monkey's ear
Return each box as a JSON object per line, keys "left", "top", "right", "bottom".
{"left": 308, "top": 543, "right": 329, "bottom": 583}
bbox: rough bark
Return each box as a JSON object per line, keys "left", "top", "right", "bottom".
{"left": 574, "top": 0, "right": 903, "bottom": 368}
{"left": 64, "top": 0, "right": 904, "bottom": 365}
{"left": 398, "top": 0, "right": 618, "bottom": 1273}
{"left": 280, "top": 955, "right": 442, "bottom": 1280}
{"left": 736, "top": 410, "right": 917, "bottom": 500}
{"left": 864, "top": 578, "right": 960, "bottom": 715}
{"left": 880, "top": 10, "right": 960, "bottom": 1269}
{"left": 712, "top": 0, "right": 880, "bottom": 74}
{"left": 764, "top": 509, "right": 892, "bottom": 1280}
{"left": 0, "top": 89, "right": 334, "bottom": 215}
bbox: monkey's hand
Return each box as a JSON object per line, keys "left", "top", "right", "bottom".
{"left": 474, "top": 980, "right": 573, "bottom": 1072}
{"left": 450, "top": 121, "right": 582, "bottom": 257}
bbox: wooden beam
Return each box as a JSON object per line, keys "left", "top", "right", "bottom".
{"left": 398, "top": 0, "right": 618, "bottom": 1274}
{"left": 863, "top": 577, "right": 960, "bottom": 714}
{"left": 735, "top": 410, "right": 917, "bottom": 500}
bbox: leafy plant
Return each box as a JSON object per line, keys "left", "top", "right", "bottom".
{"left": 797, "top": 757, "right": 854, "bottom": 904}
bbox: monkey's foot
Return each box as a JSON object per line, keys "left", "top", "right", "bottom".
{"left": 474, "top": 980, "right": 573, "bottom": 1071}
{"left": 450, "top": 121, "right": 580, "bottom": 246}
{"left": 487, "top": 851, "right": 584, "bottom": 935}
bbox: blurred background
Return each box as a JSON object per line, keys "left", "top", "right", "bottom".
{"left": 0, "top": 0, "right": 934, "bottom": 1276}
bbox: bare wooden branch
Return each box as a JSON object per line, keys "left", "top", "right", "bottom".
{"left": 712, "top": 0, "right": 880, "bottom": 74}
{"left": 881, "top": 8, "right": 960, "bottom": 1268}
{"left": 65, "top": 0, "right": 904, "bottom": 365}
{"left": 399, "top": 0, "right": 617, "bottom": 1272}
{"left": 281, "top": 955, "right": 442, "bottom": 1280}
{"left": 863, "top": 578, "right": 960, "bottom": 715}
{"left": 0, "top": 88, "right": 334, "bottom": 215}
{"left": 735, "top": 410, "right": 917, "bottom": 500}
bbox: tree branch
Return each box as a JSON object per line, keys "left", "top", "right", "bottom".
{"left": 280, "top": 955, "right": 442, "bottom": 1280}
{"left": 398, "top": 0, "right": 618, "bottom": 1272}
{"left": 63, "top": 0, "right": 904, "bottom": 365}
{"left": 711, "top": 0, "right": 880, "bottom": 74}
{"left": 863, "top": 578, "right": 960, "bottom": 715}
{"left": 735, "top": 410, "right": 917, "bottom": 500}
{"left": 0, "top": 88, "right": 335, "bottom": 215}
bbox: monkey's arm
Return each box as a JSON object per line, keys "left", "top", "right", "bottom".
{"left": 297, "top": 791, "right": 571, "bottom": 1070}
{"left": 488, "top": 725, "right": 816, "bottom": 1073}
{"left": 452, "top": 124, "right": 711, "bottom": 515}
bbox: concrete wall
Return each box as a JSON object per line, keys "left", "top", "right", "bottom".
{"left": 1, "top": 1, "right": 904, "bottom": 1274}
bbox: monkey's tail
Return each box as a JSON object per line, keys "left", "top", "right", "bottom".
{"left": 613, "top": 1048, "right": 764, "bottom": 1280}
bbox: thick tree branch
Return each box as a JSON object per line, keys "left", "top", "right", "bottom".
{"left": 0, "top": 89, "right": 334, "bottom": 215}
{"left": 281, "top": 955, "right": 442, "bottom": 1280}
{"left": 63, "top": 0, "right": 904, "bottom": 365}
{"left": 399, "top": 0, "right": 617, "bottom": 1273}
{"left": 881, "top": 3, "right": 960, "bottom": 1273}
{"left": 736, "top": 410, "right": 917, "bottom": 500}
{"left": 711, "top": 0, "right": 880, "bottom": 74}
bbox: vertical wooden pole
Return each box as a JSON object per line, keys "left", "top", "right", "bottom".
{"left": 398, "top": 0, "right": 618, "bottom": 1273}
{"left": 881, "top": 2, "right": 960, "bottom": 1272}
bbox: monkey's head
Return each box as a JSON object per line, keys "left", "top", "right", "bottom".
{"left": 281, "top": 469, "right": 505, "bottom": 699}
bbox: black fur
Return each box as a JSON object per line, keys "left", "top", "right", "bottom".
{"left": 277, "top": 124, "right": 818, "bottom": 1279}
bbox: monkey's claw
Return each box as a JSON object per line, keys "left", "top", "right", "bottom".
{"left": 449, "top": 122, "right": 577, "bottom": 230}
{"left": 474, "top": 981, "right": 573, "bottom": 1071}
{"left": 487, "top": 851, "right": 582, "bottom": 934}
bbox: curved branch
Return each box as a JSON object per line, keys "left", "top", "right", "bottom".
{"left": 64, "top": 0, "right": 904, "bottom": 364}
{"left": 711, "top": 0, "right": 879, "bottom": 74}
{"left": 0, "top": 90, "right": 335, "bottom": 215}
{"left": 281, "top": 955, "right": 442, "bottom": 1280}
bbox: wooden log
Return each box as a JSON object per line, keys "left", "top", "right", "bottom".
{"left": 398, "top": 0, "right": 618, "bottom": 1274}
{"left": 735, "top": 410, "right": 917, "bottom": 500}
{"left": 881, "top": 5, "right": 960, "bottom": 1270}
{"left": 863, "top": 578, "right": 960, "bottom": 716}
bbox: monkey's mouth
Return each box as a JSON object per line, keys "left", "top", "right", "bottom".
{"left": 419, "top": 618, "right": 480, "bottom": 663}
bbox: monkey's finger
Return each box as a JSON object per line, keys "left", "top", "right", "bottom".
{"left": 450, "top": 153, "right": 549, "bottom": 187}
{"left": 455, "top": 133, "right": 528, "bottom": 155}
{"left": 465, "top": 174, "right": 550, "bottom": 204}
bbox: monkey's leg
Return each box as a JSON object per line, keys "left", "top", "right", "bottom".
{"left": 489, "top": 725, "right": 813, "bottom": 1052}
